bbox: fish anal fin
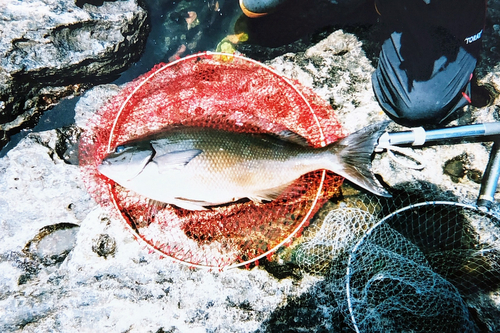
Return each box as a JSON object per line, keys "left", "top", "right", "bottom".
{"left": 173, "top": 197, "right": 211, "bottom": 211}
{"left": 249, "top": 182, "right": 293, "bottom": 203}
{"left": 337, "top": 165, "right": 391, "bottom": 198}
{"left": 153, "top": 149, "right": 202, "bottom": 173}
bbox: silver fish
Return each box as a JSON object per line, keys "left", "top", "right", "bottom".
{"left": 98, "top": 122, "right": 391, "bottom": 210}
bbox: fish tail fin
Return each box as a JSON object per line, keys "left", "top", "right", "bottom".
{"left": 329, "top": 121, "right": 392, "bottom": 197}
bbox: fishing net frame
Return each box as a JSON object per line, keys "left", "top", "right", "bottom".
{"left": 80, "top": 51, "right": 346, "bottom": 270}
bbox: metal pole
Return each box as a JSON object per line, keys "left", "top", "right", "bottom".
{"left": 477, "top": 140, "right": 500, "bottom": 210}
{"left": 378, "top": 122, "right": 500, "bottom": 148}
{"left": 375, "top": 122, "right": 500, "bottom": 209}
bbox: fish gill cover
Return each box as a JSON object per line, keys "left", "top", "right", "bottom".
{"left": 79, "top": 52, "right": 344, "bottom": 269}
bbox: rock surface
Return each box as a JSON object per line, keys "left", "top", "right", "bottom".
{"left": 0, "top": 0, "right": 149, "bottom": 148}
{"left": 2, "top": 1, "right": 500, "bottom": 332}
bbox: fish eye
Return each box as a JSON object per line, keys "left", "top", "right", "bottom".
{"left": 115, "top": 145, "right": 125, "bottom": 153}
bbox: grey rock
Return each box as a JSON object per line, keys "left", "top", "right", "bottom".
{"left": 74, "top": 83, "right": 122, "bottom": 130}
{"left": 16, "top": 222, "right": 80, "bottom": 285}
{"left": 0, "top": 0, "right": 149, "bottom": 149}
{"left": 0, "top": 129, "right": 96, "bottom": 256}
{"left": 1, "top": 207, "right": 322, "bottom": 332}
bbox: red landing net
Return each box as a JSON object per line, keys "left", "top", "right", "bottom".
{"left": 79, "top": 52, "right": 345, "bottom": 269}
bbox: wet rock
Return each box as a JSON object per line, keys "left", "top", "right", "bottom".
{"left": 0, "top": 0, "right": 149, "bottom": 149}
{"left": 55, "top": 125, "right": 82, "bottom": 165}
{"left": 444, "top": 154, "right": 469, "bottom": 182}
{"left": 157, "top": 0, "right": 238, "bottom": 62}
{"left": 92, "top": 233, "right": 117, "bottom": 258}
{"left": 15, "top": 223, "right": 80, "bottom": 285}
{"left": 23, "top": 222, "right": 80, "bottom": 266}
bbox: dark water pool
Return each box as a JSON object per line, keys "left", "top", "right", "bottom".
{"left": 114, "top": 0, "right": 243, "bottom": 84}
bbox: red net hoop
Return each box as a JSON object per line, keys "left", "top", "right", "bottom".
{"left": 79, "top": 51, "right": 345, "bottom": 269}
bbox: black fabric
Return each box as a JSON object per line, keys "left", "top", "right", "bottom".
{"left": 372, "top": 0, "right": 487, "bottom": 126}
{"left": 375, "top": 0, "right": 486, "bottom": 57}
{"left": 373, "top": 34, "right": 476, "bottom": 126}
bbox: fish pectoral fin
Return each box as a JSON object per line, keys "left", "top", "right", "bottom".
{"left": 153, "top": 149, "right": 202, "bottom": 173}
{"left": 249, "top": 183, "right": 293, "bottom": 203}
{"left": 276, "top": 130, "right": 310, "bottom": 147}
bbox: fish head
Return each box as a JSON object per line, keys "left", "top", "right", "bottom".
{"left": 98, "top": 141, "right": 154, "bottom": 184}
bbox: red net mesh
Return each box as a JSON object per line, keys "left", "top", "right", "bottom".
{"left": 79, "top": 52, "right": 345, "bottom": 269}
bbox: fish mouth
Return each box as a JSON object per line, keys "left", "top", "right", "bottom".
{"left": 98, "top": 143, "right": 156, "bottom": 182}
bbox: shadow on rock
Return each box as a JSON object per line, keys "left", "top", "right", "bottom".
{"left": 256, "top": 277, "right": 351, "bottom": 333}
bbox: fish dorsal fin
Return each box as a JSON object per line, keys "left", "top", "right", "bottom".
{"left": 152, "top": 149, "right": 202, "bottom": 173}
{"left": 275, "top": 130, "right": 310, "bottom": 147}
{"left": 248, "top": 182, "right": 293, "bottom": 203}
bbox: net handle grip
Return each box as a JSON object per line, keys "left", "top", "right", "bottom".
{"left": 477, "top": 139, "right": 500, "bottom": 210}
{"left": 377, "top": 122, "right": 500, "bottom": 148}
